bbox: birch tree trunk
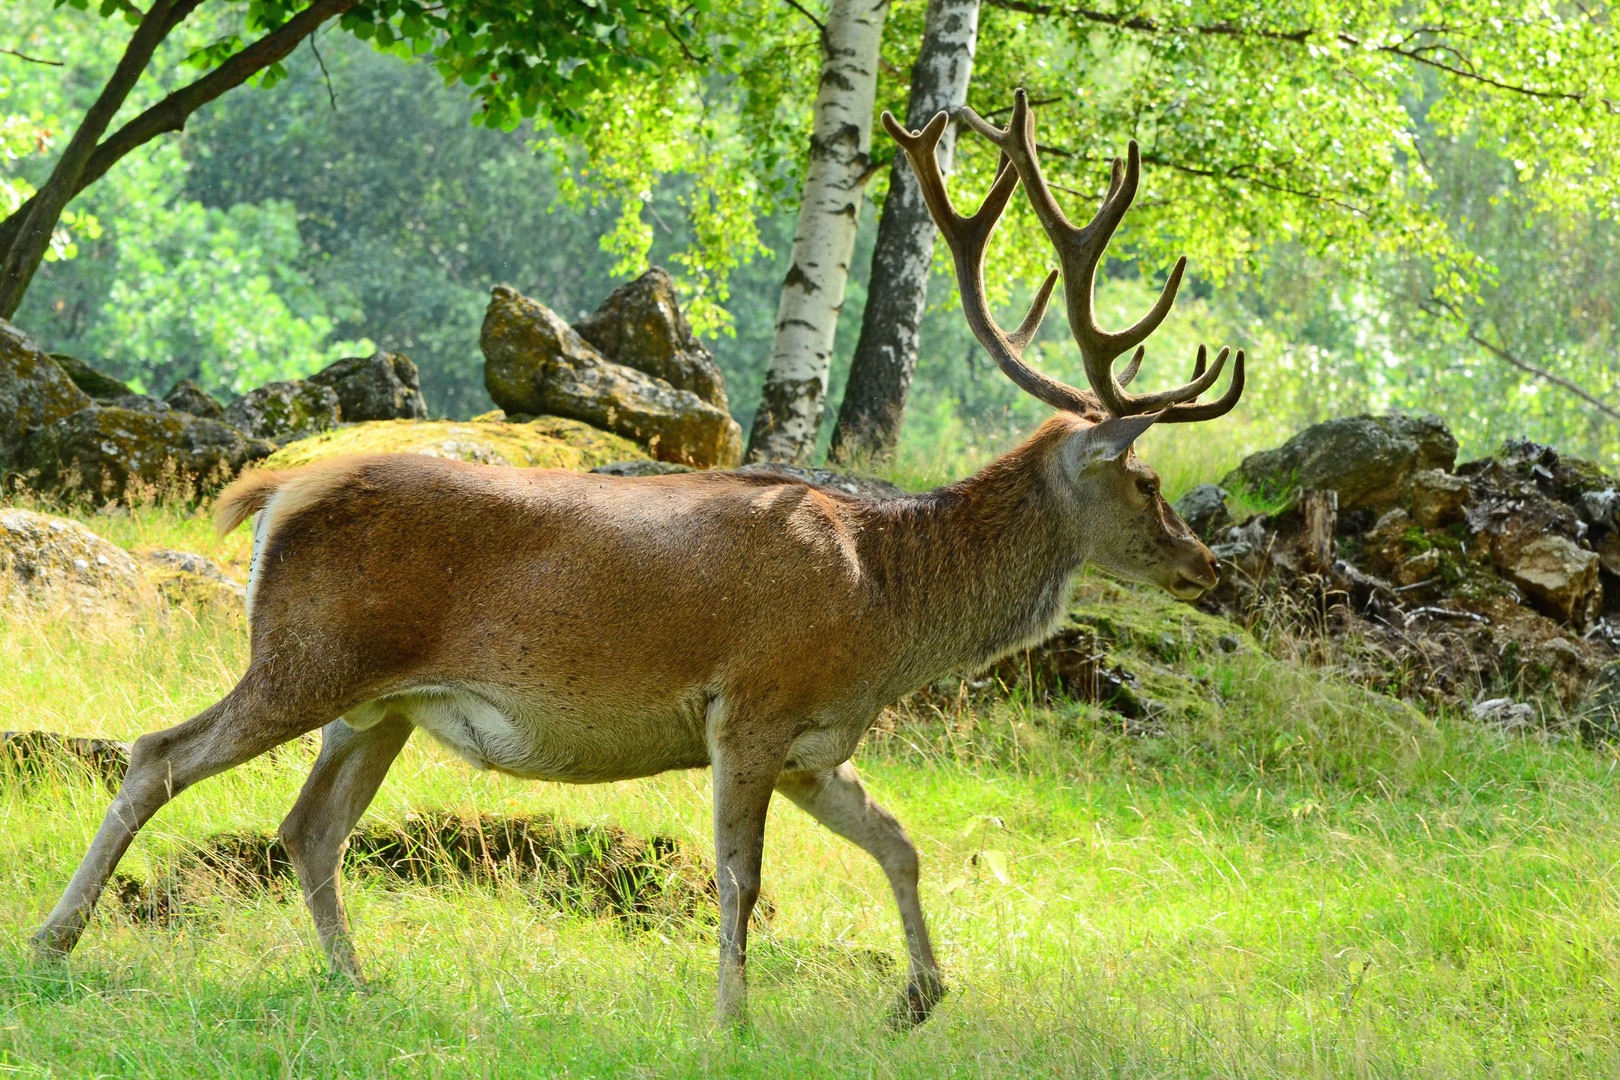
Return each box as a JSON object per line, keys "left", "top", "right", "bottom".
{"left": 827, "top": 0, "right": 979, "bottom": 466}
{"left": 745, "top": 0, "right": 890, "bottom": 464}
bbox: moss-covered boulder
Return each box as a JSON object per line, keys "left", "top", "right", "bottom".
{"left": 223, "top": 379, "right": 342, "bottom": 441}
{"left": 308, "top": 352, "right": 429, "bottom": 421}
{"left": 50, "top": 353, "right": 132, "bottom": 399}
{"left": 17, "top": 406, "right": 266, "bottom": 503}
{"left": 0, "top": 320, "right": 90, "bottom": 474}
{"left": 1222, "top": 413, "right": 1458, "bottom": 510}
{"left": 262, "top": 416, "right": 646, "bottom": 471}
{"left": 575, "top": 268, "right": 729, "bottom": 411}
{"left": 163, "top": 380, "right": 225, "bottom": 419}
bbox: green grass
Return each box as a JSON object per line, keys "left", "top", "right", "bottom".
{"left": 5, "top": 504, "right": 1620, "bottom": 1077}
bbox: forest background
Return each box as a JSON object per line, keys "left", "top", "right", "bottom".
{"left": 2, "top": 0, "right": 1616, "bottom": 481}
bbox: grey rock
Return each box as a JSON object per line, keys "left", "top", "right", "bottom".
{"left": 736, "top": 462, "right": 906, "bottom": 500}
{"left": 105, "top": 393, "right": 170, "bottom": 413}
{"left": 1470, "top": 697, "right": 1537, "bottom": 731}
{"left": 574, "top": 267, "right": 729, "bottom": 411}
{"left": 308, "top": 352, "right": 429, "bottom": 422}
{"left": 1173, "top": 483, "right": 1231, "bottom": 539}
{"left": 164, "top": 380, "right": 225, "bottom": 419}
{"left": 0, "top": 508, "right": 156, "bottom": 614}
{"left": 1578, "top": 660, "right": 1620, "bottom": 740}
{"left": 142, "top": 548, "right": 237, "bottom": 586}
{"left": 1582, "top": 488, "right": 1618, "bottom": 531}
{"left": 1221, "top": 413, "right": 1458, "bottom": 511}
{"left": 1489, "top": 530, "right": 1601, "bottom": 629}
{"left": 482, "top": 285, "right": 742, "bottom": 468}
{"left": 591, "top": 460, "right": 696, "bottom": 478}
{"left": 139, "top": 548, "right": 248, "bottom": 610}
{"left": 17, "top": 406, "right": 262, "bottom": 504}
{"left": 49, "top": 353, "right": 132, "bottom": 399}
{"left": 223, "top": 379, "right": 342, "bottom": 442}
{"left": 0, "top": 319, "right": 90, "bottom": 473}
{"left": 1410, "top": 468, "right": 1472, "bottom": 529}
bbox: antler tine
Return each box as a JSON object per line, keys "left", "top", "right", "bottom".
{"left": 1117, "top": 345, "right": 1228, "bottom": 413}
{"left": 1116, "top": 347, "right": 1143, "bottom": 387}
{"left": 1155, "top": 350, "right": 1246, "bottom": 423}
{"left": 883, "top": 109, "right": 1094, "bottom": 414}
{"left": 960, "top": 89, "right": 1080, "bottom": 249}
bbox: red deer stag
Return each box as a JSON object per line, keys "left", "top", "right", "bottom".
{"left": 33, "top": 90, "right": 1244, "bottom": 1027}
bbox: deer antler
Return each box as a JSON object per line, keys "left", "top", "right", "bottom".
{"left": 896, "top": 88, "right": 1244, "bottom": 423}
{"left": 881, "top": 110, "right": 1085, "bottom": 414}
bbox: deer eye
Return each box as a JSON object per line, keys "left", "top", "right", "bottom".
{"left": 1138, "top": 478, "right": 1159, "bottom": 499}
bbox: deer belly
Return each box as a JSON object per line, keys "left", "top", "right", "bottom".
{"left": 342, "top": 684, "right": 710, "bottom": 781}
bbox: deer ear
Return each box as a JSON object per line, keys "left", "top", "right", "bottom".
{"left": 1067, "top": 412, "right": 1162, "bottom": 469}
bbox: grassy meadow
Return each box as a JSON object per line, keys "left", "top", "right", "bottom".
{"left": 4, "top": 448, "right": 1620, "bottom": 1078}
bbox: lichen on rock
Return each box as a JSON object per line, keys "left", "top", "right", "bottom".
{"left": 308, "top": 352, "right": 430, "bottom": 422}
{"left": 574, "top": 268, "right": 729, "bottom": 411}
{"left": 223, "top": 379, "right": 342, "bottom": 442}
{"left": 481, "top": 285, "right": 742, "bottom": 468}
{"left": 16, "top": 406, "right": 265, "bottom": 504}
{"left": 0, "top": 319, "right": 91, "bottom": 474}
{"left": 0, "top": 508, "right": 157, "bottom": 616}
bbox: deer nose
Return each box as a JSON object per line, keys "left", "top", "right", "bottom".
{"left": 1208, "top": 554, "right": 1222, "bottom": 578}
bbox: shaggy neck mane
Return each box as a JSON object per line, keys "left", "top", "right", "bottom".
{"left": 860, "top": 414, "right": 1088, "bottom": 675}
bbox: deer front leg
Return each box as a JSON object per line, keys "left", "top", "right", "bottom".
{"left": 776, "top": 760, "right": 945, "bottom": 1026}
{"left": 709, "top": 720, "right": 790, "bottom": 1028}
{"left": 278, "top": 715, "right": 413, "bottom": 982}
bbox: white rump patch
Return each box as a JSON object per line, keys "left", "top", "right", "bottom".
{"left": 244, "top": 508, "right": 272, "bottom": 621}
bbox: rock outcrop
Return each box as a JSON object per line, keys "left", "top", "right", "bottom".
{"left": 0, "top": 320, "right": 90, "bottom": 474}
{"left": 50, "top": 353, "right": 132, "bottom": 400}
{"left": 139, "top": 548, "right": 246, "bottom": 615}
{"left": 163, "top": 380, "right": 225, "bottom": 419}
{"left": 0, "top": 508, "right": 158, "bottom": 615}
{"left": 1199, "top": 424, "right": 1618, "bottom": 717}
{"left": 482, "top": 284, "right": 742, "bottom": 468}
{"left": 1222, "top": 413, "right": 1458, "bottom": 511}
{"left": 308, "top": 352, "right": 430, "bottom": 422}
{"left": 222, "top": 379, "right": 343, "bottom": 442}
{"left": 574, "top": 268, "right": 729, "bottom": 412}
{"left": 17, "top": 406, "right": 268, "bottom": 502}
{"left": 263, "top": 415, "right": 644, "bottom": 471}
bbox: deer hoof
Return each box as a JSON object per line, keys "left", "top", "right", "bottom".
{"left": 888, "top": 977, "right": 947, "bottom": 1029}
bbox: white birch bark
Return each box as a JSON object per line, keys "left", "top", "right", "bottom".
{"left": 829, "top": 0, "right": 981, "bottom": 464}
{"left": 746, "top": 0, "right": 891, "bottom": 464}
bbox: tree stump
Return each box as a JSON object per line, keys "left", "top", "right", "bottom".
{"left": 1299, "top": 488, "right": 1339, "bottom": 573}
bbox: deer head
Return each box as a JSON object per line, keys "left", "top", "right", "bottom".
{"left": 884, "top": 89, "right": 1245, "bottom": 599}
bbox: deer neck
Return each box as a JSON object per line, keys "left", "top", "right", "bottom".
{"left": 872, "top": 419, "right": 1094, "bottom": 676}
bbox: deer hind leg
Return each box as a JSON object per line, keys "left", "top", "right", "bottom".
{"left": 278, "top": 714, "right": 413, "bottom": 982}
{"left": 776, "top": 761, "right": 945, "bottom": 1026}
{"left": 32, "top": 666, "right": 334, "bottom": 958}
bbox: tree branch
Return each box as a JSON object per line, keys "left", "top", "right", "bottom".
{"left": 0, "top": 0, "right": 359, "bottom": 267}
{"left": 781, "top": 0, "right": 827, "bottom": 39}
{"left": 0, "top": 0, "right": 203, "bottom": 317}
{"left": 1034, "top": 141, "right": 1375, "bottom": 217}
{"left": 985, "top": 0, "right": 1618, "bottom": 113}
{"left": 1422, "top": 297, "right": 1620, "bottom": 423}
{"left": 1, "top": 47, "right": 63, "bottom": 66}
